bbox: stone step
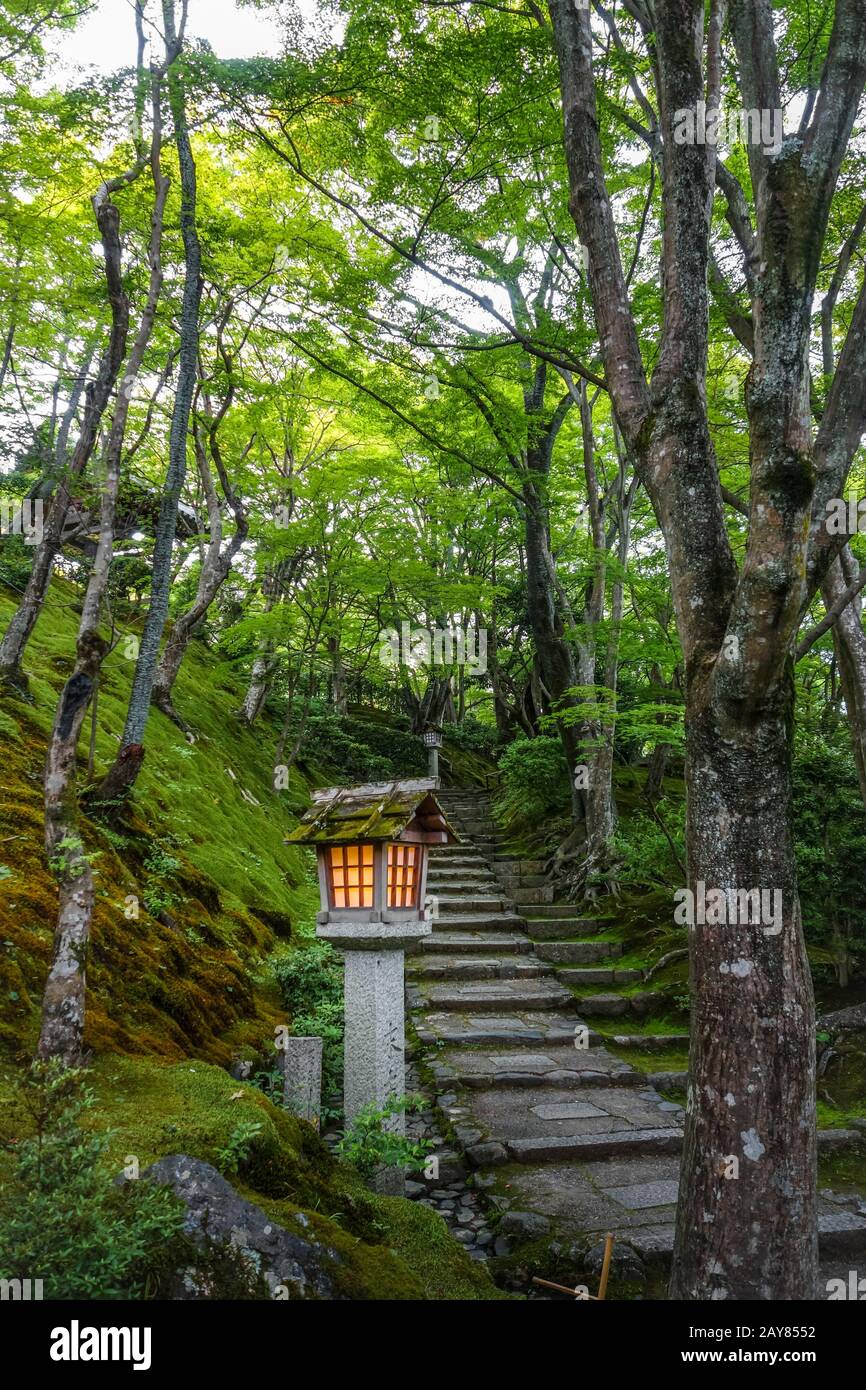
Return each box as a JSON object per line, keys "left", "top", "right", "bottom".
{"left": 428, "top": 853, "right": 491, "bottom": 867}
{"left": 535, "top": 939, "right": 621, "bottom": 961}
{"left": 528, "top": 922, "right": 608, "bottom": 945}
{"left": 622, "top": 1215, "right": 866, "bottom": 1265}
{"left": 437, "top": 895, "right": 511, "bottom": 914}
{"left": 432, "top": 1043, "right": 643, "bottom": 1091}
{"left": 414, "top": 1010, "right": 597, "bottom": 1048}
{"left": 463, "top": 1083, "right": 684, "bottom": 1158}
{"left": 524, "top": 904, "right": 595, "bottom": 920}
{"left": 648, "top": 1070, "right": 689, "bottom": 1090}
{"left": 565, "top": 990, "right": 662, "bottom": 1018}
{"left": 428, "top": 879, "right": 501, "bottom": 895}
{"left": 427, "top": 873, "right": 500, "bottom": 889}
{"left": 415, "top": 978, "right": 574, "bottom": 1013}
{"left": 510, "top": 885, "right": 555, "bottom": 905}
{"left": 415, "top": 931, "right": 534, "bottom": 955}
{"left": 507, "top": 1128, "right": 683, "bottom": 1164}
{"left": 407, "top": 956, "right": 552, "bottom": 982}
{"left": 555, "top": 967, "right": 643, "bottom": 987}
{"left": 494, "top": 857, "right": 546, "bottom": 874}
{"left": 428, "top": 864, "right": 496, "bottom": 877}
{"left": 431, "top": 913, "right": 528, "bottom": 932}
{"left": 498, "top": 874, "right": 549, "bottom": 891}
{"left": 501, "top": 1154, "right": 866, "bottom": 1262}
{"left": 607, "top": 1033, "right": 690, "bottom": 1051}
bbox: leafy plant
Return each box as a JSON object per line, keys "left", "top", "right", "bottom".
{"left": 271, "top": 941, "right": 345, "bottom": 1115}
{"left": 216, "top": 1120, "right": 265, "bottom": 1176}
{"left": 336, "top": 1095, "right": 432, "bottom": 1182}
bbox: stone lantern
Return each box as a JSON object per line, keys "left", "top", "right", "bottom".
{"left": 285, "top": 778, "right": 458, "bottom": 1192}
{"left": 421, "top": 726, "right": 443, "bottom": 781}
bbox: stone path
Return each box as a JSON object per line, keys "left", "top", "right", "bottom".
{"left": 405, "top": 787, "right": 866, "bottom": 1291}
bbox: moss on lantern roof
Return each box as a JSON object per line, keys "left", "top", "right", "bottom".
{"left": 285, "top": 779, "right": 460, "bottom": 845}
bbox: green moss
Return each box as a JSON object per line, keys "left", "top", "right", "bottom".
{"left": 364, "top": 1195, "right": 510, "bottom": 1299}
{"left": 0, "top": 579, "right": 322, "bottom": 1059}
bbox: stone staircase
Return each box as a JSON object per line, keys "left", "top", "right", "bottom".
{"left": 406, "top": 786, "right": 866, "bottom": 1288}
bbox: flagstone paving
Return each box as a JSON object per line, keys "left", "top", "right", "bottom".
{"left": 405, "top": 786, "right": 866, "bottom": 1293}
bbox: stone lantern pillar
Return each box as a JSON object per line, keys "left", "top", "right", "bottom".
{"left": 285, "top": 779, "right": 458, "bottom": 1195}
{"left": 422, "top": 727, "right": 443, "bottom": 782}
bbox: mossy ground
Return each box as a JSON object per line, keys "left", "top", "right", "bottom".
{"left": 0, "top": 577, "right": 319, "bottom": 1061}
{"left": 0, "top": 1054, "right": 504, "bottom": 1299}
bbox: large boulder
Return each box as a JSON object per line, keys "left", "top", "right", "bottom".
{"left": 140, "top": 1155, "right": 343, "bottom": 1300}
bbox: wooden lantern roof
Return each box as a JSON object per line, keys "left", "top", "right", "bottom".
{"left": 285, "top": 778, "right": 460, "bottom": 847}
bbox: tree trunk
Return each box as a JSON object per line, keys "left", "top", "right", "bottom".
{"left": 151, "top": 431, "right": 248, "bottom": 727}
{"left": 39, "top": 100, "right": 169, "bottom": 1058}
{"left": 96, "top": 3, "right": 201, "bottom": 804}
{"left": 240, "top": 645, "right": 273, "bottom": 724}
{"left": 824, "top": 546, "right": 866, "bottom": 809}
{"left": 0, "top": 239, "right": 128, "bottom": 691}
{"left": 671, "top": 670, "right": 817, "bottom": 1299}
{"left": 328, "top": 633, "right": 348, "bottom": 714}
{"left": 523, "top": 477, "right": 582, "bottom": 818}
{"left": 582, "top": 481, "right": 631, "bottom": 879}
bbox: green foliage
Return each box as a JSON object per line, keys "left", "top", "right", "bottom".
{"left": 495, "top": 735, "right": 570, "bottom": 821}
{"left": 0, "top": 1061, "right": 184, "bottom": 1299}
{"left": 0, "top": 534, "right": 33, "bottom": 592}
{"left": 793, "top": 731, "right": 866, "bottom": 980}
{"left": 336, "top": 1095, "right": 433, "bottom": 1181}
{"left": 610, "top": 800, "right": 685, "bottom": 892}
{"left": 271, "top": 941, "right": 344, "bottom": 1114}
{"left": 301, "top": 710, "right": 426, "bottom": 781}
{"left": 441, "top": 718, "right": 500, "bottom": 757}
{"left": 216, "top": 1119, "right": 266, "bottom": 1176}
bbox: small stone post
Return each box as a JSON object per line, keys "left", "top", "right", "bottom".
{"left": 317, "top": 921, "right": 431, "bottom": 1194}
{"left": 280, "top": 1036, "right": 323, "bottom": 1126}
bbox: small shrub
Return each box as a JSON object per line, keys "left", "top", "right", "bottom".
{"left": 336, "top": 1095, "right": 432, "bottom": 1182}
{"left": 0, "top": 1061, "right": 184, "bottom": 1300}
{"left": 496, "top": 735, "right": 570, "bottom": 821}
{"left": 216, "top": 1120, "right": 266, "bottom": 1176}
{"left": 271, "top": 941, "right": 344, "bottom": 1116}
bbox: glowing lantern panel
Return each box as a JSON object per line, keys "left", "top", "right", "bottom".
{"left": 387, "top": 843, "right": 419, "bottom": 908}
{"left": 329, "top": 843, "right": 374, "bottom": 909}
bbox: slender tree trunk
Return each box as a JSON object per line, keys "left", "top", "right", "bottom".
{"left": 523, "top": 477, "right": 582, "bottom": 818}
{"left": 38, "top": 54, "right": 169, "bottom": 1062}
{"left": 97, "top": 3, "right": 201, "bottom": 804}
{"left": 152, "top": 434, "right": 248, "bottom": 726}
{"left": 824, "top": 546, "right": 866, "bottom": 809}
{"left": 583, "top": 479, "right": 632, "bottom": 874}
{"left": 0, "top": 244, "right": 128, "bottom": 691}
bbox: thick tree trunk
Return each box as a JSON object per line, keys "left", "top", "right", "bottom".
{"left": 240, "top": 645, "right": 273, "bottom": 724}
{"left": 671, "top": 671, "right": 817, "bottom": 1299}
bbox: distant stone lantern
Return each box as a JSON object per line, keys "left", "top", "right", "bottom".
{"left": 421, "top": 725, "right": 443, "bottom": 781}
{"left": 285, "top": 779, "right": 458, "bottom": 1192}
